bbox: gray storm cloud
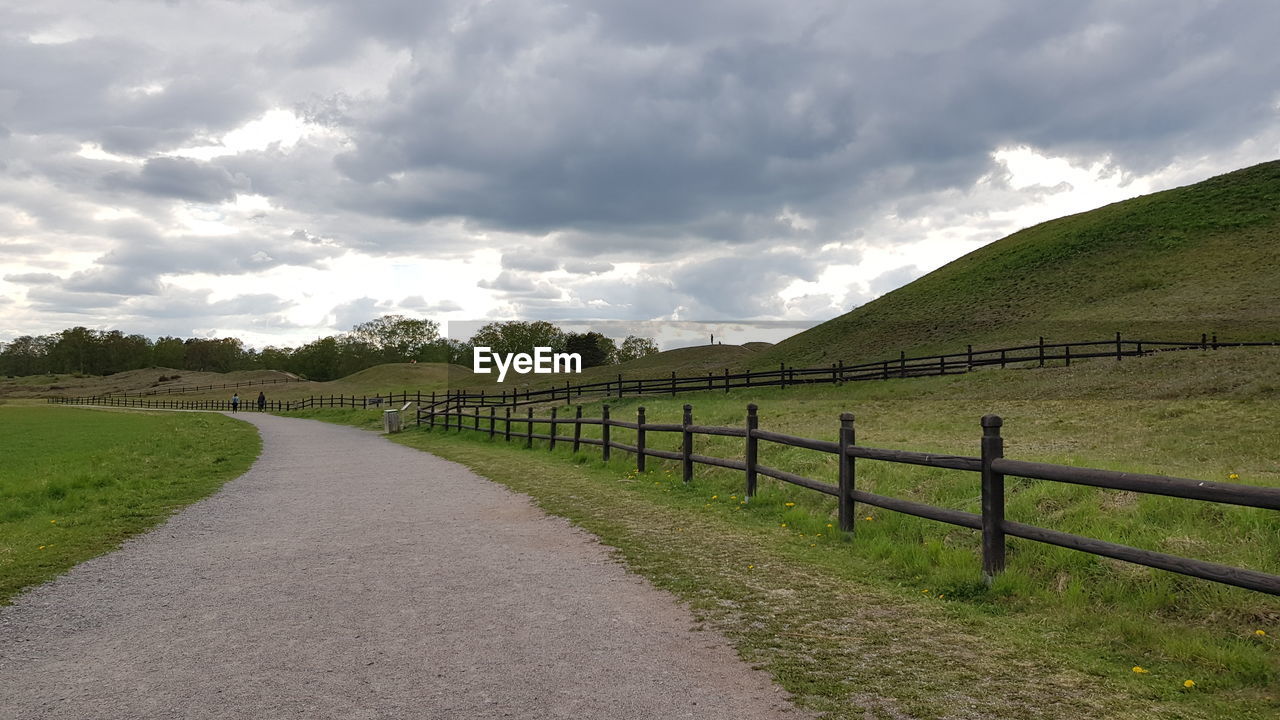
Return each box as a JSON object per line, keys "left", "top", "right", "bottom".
{"left": 1, "top": 0, "right": 1278, "bottom": 337}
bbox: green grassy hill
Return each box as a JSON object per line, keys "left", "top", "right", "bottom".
{"left": 752, "top": 160, "right": 1280, "bottom": 369}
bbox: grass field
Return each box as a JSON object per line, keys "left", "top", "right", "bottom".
{"left": 0, "top": 405, "right": 260, "bottom": 604}
{"left": 296, "top": 347, "right": 1279, "bottom": 718}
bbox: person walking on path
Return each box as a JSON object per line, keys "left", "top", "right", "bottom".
{"left": 256, "top": 391, "right": 266, "bottom": 412}
{"left": 230, "top": 393, "right": 240, "bottom": 412}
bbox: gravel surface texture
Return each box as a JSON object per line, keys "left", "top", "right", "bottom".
{"left": 1, "top": 413, "right": 811, "bottom": 719}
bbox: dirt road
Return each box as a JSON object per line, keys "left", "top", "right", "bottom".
{"left": 0, "top": 413, "right": 810, "bottom": 719}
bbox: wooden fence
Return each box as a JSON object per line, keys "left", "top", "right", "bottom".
{"left": 55, "top": 334, "right": 1277, "bottom": 415}
{"left": 51, "top": 391, "right": 425, "bottom": 412}
{"left": 423, "top": 333, "right": 1278, "bottom": 413}
{"left": 101, "top": 376, "right": 305, "bottom": 398}
{"left": 420, "top": 401, "right": 1280, "bottom": 596}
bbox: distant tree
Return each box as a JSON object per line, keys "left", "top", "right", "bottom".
{"left": 616, "top": 335, "right": 660, "bottom": 363}
{"left": 468, "top": 321, "right": 566, "bottom": 356}
{"left": 350, "top": 314, "right": 441, "bottom": 362}
{"left": 99, "top": 331, "right": 152, "bottom": 374}
{"left": 443, "top": 338, "right": 474, "bottom": 366}
{"left": 0, "top": 335, "right": 54, "bottom": 376}
{"left": 564, "top": 331, "right": 615, "bottom": 368}
{"left": 257, "top": 345, "right": 293, "bottom": 371}
{"left": 153, "top": 336, "right": 186, "bottom": 369}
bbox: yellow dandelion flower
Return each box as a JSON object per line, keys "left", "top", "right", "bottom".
{"left": 1255, "top": 629, "right": 1267, "bottom": 636}
{"left": 1132, "top": 666, "right": 1149, "bottom": 674}
{"left": 1228, "top": 473, "right": 1239, "bottom": 480}
{"left": 1183, "top": 680, "right": 1195, "bottom": 688}
{"left": 711, "top": 495, "right": 718, "bottom": 500}
{"left": 784, "top": 502, "right": 795, "bottom": 507}
{"left": 810, "top": 543, "right": 816, "bottom": 547}
{"left": 50, "top": 519, "right": 57, "bottom": 524}
{"left": 38, "top": 545, "right": 45, "bottom": 550}
{"left": 864, "top": 515, "right": 874, "bottom": 521}
{"left": 747, "top": 564, "right": 755, "bottom": 570}
{"left": 815, "top": 533, "right": 822, "bottom": 537}
{"left": 780, "top": 523, "right": 787, "bottom": 527}
{"left": 730, "top": 495, "right": 737, "bottom": 499}
{"left": 826, "top": 523, "right": 833, "bottom": 528}
{"left": 922, "top": 589, "right": 929, "bottom": 594}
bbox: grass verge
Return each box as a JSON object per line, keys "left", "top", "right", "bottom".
{"left": 0, "top": 405, "right": 260, "bottom": 604}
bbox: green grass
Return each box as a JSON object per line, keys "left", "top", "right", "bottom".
{"left": 753, "top": 160, "right": 1280, "bottom": 369}
{"left": 307, "top": 347, "right": 1280, "bottom": 718}
{"left": 0, "top": 406, "right": 260, "bottom": 604}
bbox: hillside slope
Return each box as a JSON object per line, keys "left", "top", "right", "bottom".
{"left": 753, "top": 160, "right": 1280, "bottom": 368}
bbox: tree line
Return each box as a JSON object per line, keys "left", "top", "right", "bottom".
{"left": 0, "top": 317, "right": 659, "bottom": 382}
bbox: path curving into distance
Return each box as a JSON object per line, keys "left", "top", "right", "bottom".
{"left": 0, "top": 413, "right": 810, "bottom": 719}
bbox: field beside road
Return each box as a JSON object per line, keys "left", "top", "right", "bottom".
{"left": 0, "top": 405, "right": 260, "bottom": 604}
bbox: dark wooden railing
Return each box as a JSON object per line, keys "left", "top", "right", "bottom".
{"left": 51, "top": 391, "right": 425, "bottom": 412}
{"left": 101, "top": 376, "right": 305, "bottom": 398}
{"left": 424, "top": 333, "right": 1277, "bottom": 413}
{"left": 419, "top": 401, "right": 1280, "bottom": 596}
{"left": 55, "top": 334, "right": 1276, "bottom": 413}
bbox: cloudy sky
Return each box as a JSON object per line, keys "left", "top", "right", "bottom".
{"left": 2, "top": 1, "right": 1278, "bottom": 348}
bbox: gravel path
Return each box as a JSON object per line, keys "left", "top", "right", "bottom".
{"left": 0, "top": 413, "right": 811, "bottom": 719}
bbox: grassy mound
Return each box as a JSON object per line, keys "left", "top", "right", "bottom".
{"left": 753, "top": 160, "right": 1280, "bottom": 368}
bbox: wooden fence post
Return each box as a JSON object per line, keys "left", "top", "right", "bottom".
{"left": 573, "top": 406, "right": 583, "bottom": 453}
{"left": 835, "top": 360, "right": 843, "bottom": 385}
{"left": 473, "top": 406, "right": 480, "bottom": 431}
{"left": 636, "top": 406, "right": 647, "bottom": 472}
{"left": 1038, "top": 337, "right": 1045, "bottom": 367}
{"left": 780, "top": 363, "right": 787, "bottom": 389}
{"left": 838, "top": 412, "right": 856, "bottom": 533}
{"left": 1065, "top": 345, "right": 1071, "bottom": 367}
{"left": 489, "top": 407, "right": 496, "bottom": 439}
{"left": 602, "top": 405, "right": 611, "bottom": 462}
{"left": 525, "top": 408, "right": 534, "bottom": 449}
{"left": 617, "top": 374, "right": 623, "bottom": 399}
{"left": 1116, "top": 331, "right": 1123, "bottom": 360}
{"left": 548, "top": 407, "right": 557, "bottom": 452}
{"left": 682, "top": 404, "right": 694, "bottom": 483}
{"left": 967, "top": 344, "right": 973, "bottom": 371}
{"left": 504, "top": 407, "right": 512, "bottom": 442}
{"left": 671, "top": 371, "right": 677, "bottom": 397}
{"left": 724, "top": 368, "right": 730, "bottom": 393}
{"left": 899, "top": 351, "right": 906, "bottom": 378}
{"left": 1201, "top": 332, "right": 1208, "bottom": 350}
{"left": 981, "top": 415, "right": 1006, "bottom": 584}
{"left": 745, "top": 404, "right": 759, "bottom": 499}
{"left": 1212, "top": 333, "right": 1218, "bottom": 350}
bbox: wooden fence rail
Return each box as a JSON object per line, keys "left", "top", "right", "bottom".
{"left": 51, "top": 391, "right": 426, "bottom": 412}
{"left": 420, "top": 333, "right": 1278, "bottom": 414}
{"left": 101, "top": 376, "right": 306, "bottom": 398}
{"left": 57, "top": 334, "right": 1277, "bottom": 413}
{"left": 418, "top": 401, "right": 1280, "bottom": 596}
